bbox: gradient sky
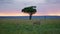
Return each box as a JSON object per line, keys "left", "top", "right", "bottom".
{"left": 0, "top": 0, "right": 60, "bottom": 16}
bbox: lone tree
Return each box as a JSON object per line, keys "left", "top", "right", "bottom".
{"left": 22, "top": 6, "right": 37, "bottom": 20}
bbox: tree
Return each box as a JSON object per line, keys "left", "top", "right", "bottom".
{"left": 22, "top": 6, "right": 37, "bottom": 20}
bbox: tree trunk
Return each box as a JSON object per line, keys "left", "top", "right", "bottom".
{"left": 29, "top": 13, "right": 32, "bottom": 20}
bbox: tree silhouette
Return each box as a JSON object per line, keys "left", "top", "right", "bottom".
{"left": 22, "top": 6, "right": 37, "bottom": 20}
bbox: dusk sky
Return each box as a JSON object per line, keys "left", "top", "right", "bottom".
{"left": 0, "top": 0, "right": 60, "bottom": 16}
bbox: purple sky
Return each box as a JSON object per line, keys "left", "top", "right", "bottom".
{"left": 0, "top": 0, "right": 60, "bottom": 16}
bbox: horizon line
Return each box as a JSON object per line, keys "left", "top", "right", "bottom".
{"left": 0, "top": 15, "right": 59, "bottom": 17}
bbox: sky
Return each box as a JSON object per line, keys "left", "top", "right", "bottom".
{"left": 0, "top": 0, "right": 60, "bottom": 16}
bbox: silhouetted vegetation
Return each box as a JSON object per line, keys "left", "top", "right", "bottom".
{"left": 22, "top": 6, "right": 37, "bottom": 20}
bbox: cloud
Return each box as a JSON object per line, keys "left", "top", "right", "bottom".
{"left": 0, "top": 0, "right": 60, "bottom": 16}
{"left": 46, "top": 0, "right": 60, "bottom": 4}
{"left": 0, "top": 0, "right": 13, "bottom": 4}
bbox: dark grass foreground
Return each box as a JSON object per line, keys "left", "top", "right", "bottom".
{"left": 0, "top": 19, "right": 60, "bottom": 34}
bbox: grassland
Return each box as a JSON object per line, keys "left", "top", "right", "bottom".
{"left": 0, "top": 18, "right": 60, "bottom": 34}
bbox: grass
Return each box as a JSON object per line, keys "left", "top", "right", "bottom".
{"left": 0, "top": 18, "right": 60, "bottom": 34}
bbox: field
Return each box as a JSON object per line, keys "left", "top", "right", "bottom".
{"left": 0, "top": 18, "right": 60, "bottom": 34}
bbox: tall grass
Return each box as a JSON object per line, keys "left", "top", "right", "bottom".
{"left": 0, "top": 19, "right": 60, "bottom": 34}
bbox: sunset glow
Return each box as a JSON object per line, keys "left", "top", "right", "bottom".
{"left": 0, "top": 0, "right": 60, "bottom": 16}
